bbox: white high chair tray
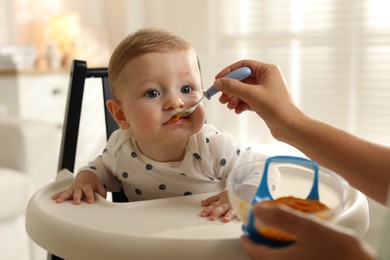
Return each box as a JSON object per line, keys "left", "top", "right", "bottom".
{"left": 26, "top": 170, "right": 369, "bottom": 260}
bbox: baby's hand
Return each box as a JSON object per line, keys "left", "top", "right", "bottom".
{"left": 51, "top": 171, "right": 107, "bottom": 205}
{"left": 200, "top": 190, "right": 236, "bottom": 222}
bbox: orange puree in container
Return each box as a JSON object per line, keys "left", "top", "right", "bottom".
{"left": 257, "top": 196, "right": 329, "bottom": 242}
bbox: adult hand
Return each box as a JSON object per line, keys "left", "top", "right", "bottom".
{"left": 213, "top": 60, "right": 304, "bottom": 142}
{"left": 215, "top": 60, "right": 390, "bottom": 204}
{"left": 240, "top": 204, "right": 375, "bottom": 260}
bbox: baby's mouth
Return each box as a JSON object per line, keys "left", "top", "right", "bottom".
{"left": 165, "top": 114, "right": 190, "bottom": 124}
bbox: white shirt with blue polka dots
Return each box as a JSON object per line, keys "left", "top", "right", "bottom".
{"left": 79, "top": 124, "right": 269, "bottom": 201}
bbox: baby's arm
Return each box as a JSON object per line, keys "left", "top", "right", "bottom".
{"left": 52, "top": 170, "right": 107, "bottom": 204}
{"left": 200, "top": 190, "right": 236, "bottom": 222}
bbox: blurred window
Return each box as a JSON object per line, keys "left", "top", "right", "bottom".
{"left": 218, "top": 0, "right": 390, "bottom": 145}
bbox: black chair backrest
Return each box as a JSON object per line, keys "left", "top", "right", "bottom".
{"left": 58, "top": 59, "right": 128, "bottom": 202}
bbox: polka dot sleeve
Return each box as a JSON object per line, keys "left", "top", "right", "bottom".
{"left": 77, "top": 129, "right": 124, "bottom": 192}
{"left": 194, "top": 124, "right": 270, "bottom": 188}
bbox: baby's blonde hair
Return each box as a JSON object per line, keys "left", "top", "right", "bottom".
{"left": 108, "top": 28, "right": 194, "bottom": 99}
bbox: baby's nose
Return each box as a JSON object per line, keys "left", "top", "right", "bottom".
{"left": 165, "top": 95, "right": 185, "bottom": 110}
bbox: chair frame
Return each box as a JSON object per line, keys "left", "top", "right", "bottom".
{"left": 49, "top": 59, "right": 127, "bottom": 259}
{"left": 58, "top": 60, "right": 117, "bottom": 172}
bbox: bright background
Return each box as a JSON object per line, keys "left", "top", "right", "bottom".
{"left": 2, "top": 0, "right": 390, "bottom": 152}
{"left": 1, "top": 1, "right": 389, "bottom": 258}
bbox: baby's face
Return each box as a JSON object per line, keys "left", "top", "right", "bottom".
{"left": 116, "top": 49, "right": 206, "bottom": 148}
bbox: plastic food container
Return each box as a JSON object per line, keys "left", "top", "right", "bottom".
{"left": 227, "top": 156, "right": 350, "bottom": 247}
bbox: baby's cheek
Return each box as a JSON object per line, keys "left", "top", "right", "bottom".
{"left": 195, "top": 105, "right": 206, "bottom": 121}
{"left": 131, "top": 116, "right": 158, "bottom": 137}
{"left": 193, "top": 115, "right": 206, "bottom": 132}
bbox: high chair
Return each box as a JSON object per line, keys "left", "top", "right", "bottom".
{"left": 57, "top": 59, "right": 127, "bottom": 203}
{"left": 26, "top": 60, "right": 370, "bottom": 260}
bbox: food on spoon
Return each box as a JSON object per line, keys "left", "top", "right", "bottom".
{"left": 255, "top": 196, "right": 329, "bottom": 241}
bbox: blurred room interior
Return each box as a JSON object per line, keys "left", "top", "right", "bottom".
{"left": 0, "top": 0, "right": 389, "bottom": 259}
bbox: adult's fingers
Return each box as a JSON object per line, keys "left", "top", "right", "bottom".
{"left": 215, "top": 59, "right": 269, "bottom": 79}
{"left": 240, "top": 234, "right": 294, "bottom": 260}
{"left": 252, "top": 204, "right": 323, "bottom": 240}
{"left": 214, "top": 78, "right": 259, "bottom": 107}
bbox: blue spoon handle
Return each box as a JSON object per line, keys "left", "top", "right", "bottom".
{"left": 204, "top": 67, "right": 252, "bottom": 99}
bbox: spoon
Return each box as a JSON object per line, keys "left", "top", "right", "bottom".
{"left": 172, "top": 66, "right": 252, "bottom": 119}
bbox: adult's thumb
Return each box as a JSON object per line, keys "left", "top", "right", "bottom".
{"left": 214, "top": 77, "right": 254, "bottom": 101}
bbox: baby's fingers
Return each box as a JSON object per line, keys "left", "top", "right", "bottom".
{"left": 201, "top": 194, "right": 219, "bottom": 206}
{"left": 201, "top": 203, "right": 231, "bottom": 221}
{"left": 221, "top": 209, "right": 236, "bottom": 222}
{"left": 81, "top": 186, "right": 95, "bottom": 204}
{"left": 72, "top": 189, "right": 83, "bottom": 205}
{"left": 96, "top": 184, "right": 107, "bottom": 199}
{"left": 52, "top": 189, "right": 76, "bottom": 204}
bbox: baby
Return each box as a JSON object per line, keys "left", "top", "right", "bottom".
{"left": 52, "top": 28, "right": 269, "bottom": 222}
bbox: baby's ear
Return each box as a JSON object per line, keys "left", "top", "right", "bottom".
{"left": 106, "top": 99, "right": 130, "bottom": 129}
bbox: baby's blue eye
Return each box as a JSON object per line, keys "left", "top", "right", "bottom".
{"left": 145, "top": 90, "right": 160, "bottom": 98}
{"left": 181, "top": 85, "right": 192, "bottom": 94}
